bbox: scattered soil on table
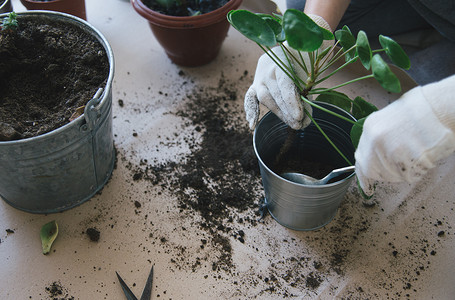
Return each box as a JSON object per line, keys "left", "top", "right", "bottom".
{"left": 44, "top": 281, "right": 74, "bottom": 300}
{"left": 142, "top": 0, "right": 229, "bottom": 16}
{"left": 86, "top": 227, "right": 100, "bottom": 242}
{"left": 118, "top": 69, "right": 450, "bottom": 298}
{"left": 129, "top": 73, "right": 262, "bottom": 271}
{"left": 0, "top": 15, "right": 109, "bottom": 141}
{"left": 120, "top": 72, "right": 373, "bottom": 298}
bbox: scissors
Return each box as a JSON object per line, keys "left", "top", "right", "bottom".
{"left": 116, "top": 265, "right": 154, "bottom": 300}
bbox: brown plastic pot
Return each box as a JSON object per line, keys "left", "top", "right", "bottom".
{"left": 19, "top": 0, "right": 87, "bottom": 20}
{"left": 131, "top": 0, "right": 243, "bottom": 67}
{"left": 0, "top": 0, "right": 13, "bottom": 13}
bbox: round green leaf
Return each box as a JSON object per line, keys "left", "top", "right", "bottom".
{"left": 335, "top": 26, "right": 356, "bottom": 61}
{"left": 262, "top": 16, "right": 285, "bottom": 43}
{"left": 321, "top": 27, "right": 334, "bottom": 41}
{"left": 40, "top": 220, "right": 59, "bottom": 255}
{"left": 356, "top": 31, "right": 372, "bottom": 70}
{"left": 379, "top": 35, "right": 411, "bottom": 70}
{"left": 228, "top": 10, "right": 277, "bottom": 47}
{"left": 371, "top": 54, "right": 401, "bottom": 93}
{"left": 283, "top": 9, "right": 323, "bottom": 52}
{"left": 350, "top": 117, "right": 366, "bottom": 149}
{"left": 315, "top": 91, "right": 352, "bottom": 112}
{"left": 352, "top": 96, "right": 378, "bottom": 119}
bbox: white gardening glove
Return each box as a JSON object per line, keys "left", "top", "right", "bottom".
{"left": 355, "top": 75, "right": 455, "bottom": 196}
{"left": 245, "top": 14, "right": 332, "bottom": 130}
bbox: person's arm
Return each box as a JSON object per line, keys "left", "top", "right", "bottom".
{"left": 355, "top": 74, "right": 455, "bottom": 196}
{"left": 303, "top": 0, "right": 351, "bottom": 31}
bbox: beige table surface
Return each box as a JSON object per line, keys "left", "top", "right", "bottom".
{"left": 1, "top": 0, "right": 454, "bottom": 299}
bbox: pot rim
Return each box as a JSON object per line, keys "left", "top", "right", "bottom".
{"left": 253, "top": 102, "right": 357, "bottom": 188}
{"left": 20, "top": 0, "right": 63, "bottom": 3}
{"left": 0, "top": 10, "right": 115, "bottom": 146}
{"left": 131, "top": 0, "right": 242, "bottom": 28}
{"left": 0, "top": 0, "right": 12, "bottom": 12}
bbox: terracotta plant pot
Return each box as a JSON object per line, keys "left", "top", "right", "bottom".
{"left": 131, "top": 0, "right": 243, "bottom": 67}
{"left": 19, "top": 0, "right": 87, "bottom": 20}
{"left": 0, "top": 0, "right": 13, "bottom": 13}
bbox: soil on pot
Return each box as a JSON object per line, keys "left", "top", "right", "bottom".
{"left": 142, "top": 0, "right": 229, "bottom": 16}
{"left": 0, "top": 15, "right": 109, "bottom": 141}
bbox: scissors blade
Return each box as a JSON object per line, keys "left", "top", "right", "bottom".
{"left": 116, "top": 271, "right": 139, "bottom": 300}
{"left": 139, "top": 265, "right": 154, "bottom": 300}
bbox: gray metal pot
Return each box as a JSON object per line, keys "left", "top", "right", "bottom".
{"left": 0, "top": 0, "right": 13, "bottom": 13}
{"left": 0, "top": 11, "right": 115, "bottom": 214}
{"left": 253, "top": 103, "right": 356, "bottom": 230}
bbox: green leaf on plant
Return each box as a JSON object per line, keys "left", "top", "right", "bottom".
{"left": 335, "top": 26, "right": 356, "bottom": 62}
{"left": 227, "top": 10, "right": 277, "bottom": 47}
{"left": 356, "top": 31, "right": 372, "bottom": 69}
{"left": 350, "top": 117, "right": 366, "bottom": 149}
{"left": 261, "top": 15, "right": 285, "bottom": 42}
{"left": 371, "top": 54, "right": 401, "bottom": 93}
{"left": 352, "top": 96, "right": 378, "bottom": 119}
{"left": 1, "top": 12, "right": 18, "bottom": 31}
{"left": 379, "top": 35, "right": 411, "bottom": 70}
{"left": 283, "top": 9, "right": 324, "bottom": 52}
{"left": 155, "top": 0, "right": 175, "bottom": 9}
{"left": 315, "top": 91, "right": 352, "bottom": 112}
{"left": 40, "top": 220, "right": 59, "bottom": 255}
{"left": 321, "top": 27, "right": 334, "bottom": 41}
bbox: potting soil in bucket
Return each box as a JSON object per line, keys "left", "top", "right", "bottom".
{"left": 0, "top": 12, "right": 115, "bottom": 214}
{"left": 253, "top": 103, "right": 356, "bottom": 230}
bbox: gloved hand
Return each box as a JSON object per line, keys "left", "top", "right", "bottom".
{"left": 244, "top": 14, "right": 332, "bottom": 130}
{"left": 355, "top": 75, "right": 455, "bottom": 196}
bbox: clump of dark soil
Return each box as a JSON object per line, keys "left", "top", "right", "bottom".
{"left": 45, "top": 281, "right": 74, "bottom": 300}
{"left": 86, "top": 227, "right": 100, "bottom": 242}
{"left": 142, "top": 0, "right": 229, "bottom": 16}
{"left": 0, "top": 15, "right": 109, "bottom": 141}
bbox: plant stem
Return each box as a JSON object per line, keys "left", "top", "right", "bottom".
{"left": 318, "top": 41, "right": 340, "bottom": 68}
{"left": 259, "top": 44, "right": 294, "bottom": 80}
{"left": 310, "top": 74, "right": 374, "bottom": 94}
{"left": 258, "top": 44, "right": 307, "bottom": 91}
{"left": 288, "top": 47, "right": 309, "bottom": 76}
{"left": 274, "top": 127, "right": 298, "bottom": 168}
{"left": 319, "top": 44, "right": 357, "bottom": 76}
{"left": 301, "top": 97, "right": 356, "bottom": 125}
{"left": 305, "top": 110, "right": 353, "bottom": 166}
{"left": 313, "top": 59, "right": 356, "bottom": 86}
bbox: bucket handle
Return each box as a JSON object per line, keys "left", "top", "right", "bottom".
{"left": 84, "top": 88, "right": 104, "bottom": 131}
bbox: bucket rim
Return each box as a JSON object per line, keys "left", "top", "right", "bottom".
{"left": 253, "top": 102, "right": 357, "bottom": 188}
{"left": 0, "top": 10, "right": 115, "bottom": 146}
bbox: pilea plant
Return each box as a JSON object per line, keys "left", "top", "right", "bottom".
{"left": 228, "top": 9, "right": 410, "bottom": 167}
{"left": 1, "top": 11, "right": 18, "bottom": 32}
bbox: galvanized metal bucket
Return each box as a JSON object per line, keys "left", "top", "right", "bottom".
{"left": 0, "top": 0, "right": 13, "bottom": 14}
{"left": 0, "top": 11, "right": 115, "bottom": 214}
{"left": 253, "top": 103, "right": 356, "bottom": 230}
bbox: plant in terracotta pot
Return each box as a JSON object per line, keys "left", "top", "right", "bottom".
{"left": 0, "top": 0, "right": 13, "bottom": 14}
{"left": 131, "top": 0, "right": 242, "bottom": 67}
{"left": 0, "top": 11, "right": 114, "bottom": 213}
{"left": 228, "top": 9, "right": 410, "bottom": 230}
{"left": 19, "top": 0, "right": 87, "bottom": 20}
